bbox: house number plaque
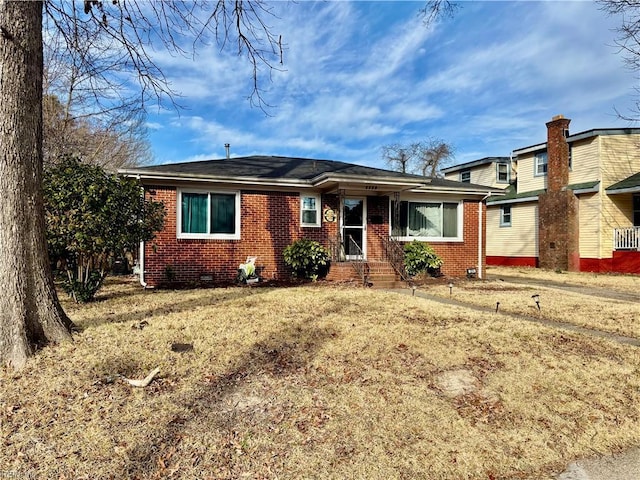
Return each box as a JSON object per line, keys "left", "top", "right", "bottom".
{"left": 323, "top": 208, "right": 337, "bottom": 223}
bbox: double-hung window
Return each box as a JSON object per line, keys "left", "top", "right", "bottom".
{"left": 534, "top": 152, "right": 548, "bottom": 176}
{"left": 300, "top": 194, "right": 321, "bottom": 227}
{"left": 460, "top": 170, "right": 471, "bottom": 183}
{"left": 500, "top": 205, "right": 512, "bottom": 227}
{"left": 178, "top": 189, "right": 240, "bottom": 239}
{"left": 391, "top": 200, "right": 461, "bottom": 241}
{"left": 496, "top": 163, "right": 510, "bottom": 183}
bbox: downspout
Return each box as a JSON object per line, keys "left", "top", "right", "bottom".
{"left": 139, "top": 240, "right": 149, "bottom": 289}
{"left": 136, "top": 175, "right": 153, "bottom": 289}
{"left": 478, "top": 193, "right": 491, "bottom": 279}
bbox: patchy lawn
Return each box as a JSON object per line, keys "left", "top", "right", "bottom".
{"left": 1, "top": 278, "right": 640, "bottom": 479}
{"left": 423, "top": 267, "right": 640, "bottom": 339}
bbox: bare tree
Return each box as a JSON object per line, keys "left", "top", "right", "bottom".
{"left": 382, "top": 139, "right": 455, "bottom": 177}
{"left": 599, "top": 0, "right": 640, "bottom": 120}
{"left": 415, "top": 138, "right": 455, "bottom": 177}
{"left": 381, "top": 143, "right": 417, "bottom": 174}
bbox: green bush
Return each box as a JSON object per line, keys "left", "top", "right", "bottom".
{"left": 283, "top": 239, "right": 330, "bottom": 280}
{"left": 403, "top": 240, "right": 443, "bottom": 276}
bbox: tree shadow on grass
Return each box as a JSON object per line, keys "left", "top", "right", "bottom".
{"left": 71, "top": 286, "right": 272, "bottom": 331}
{"left": 120, "top": 320, "right": 335, "bottom": 479}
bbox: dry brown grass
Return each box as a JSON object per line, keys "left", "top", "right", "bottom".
{"left": 488, "top": 266, "right": 640, "bottom": 295}
{"left": 2, "top": 277, "right": 640, "bottom": 479}
{"left": 424, "top": 267, "right": 640, "bottom": 339}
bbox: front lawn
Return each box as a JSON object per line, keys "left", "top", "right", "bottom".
{"left": 1, "top": 278, "right": 639, "bottom": 479}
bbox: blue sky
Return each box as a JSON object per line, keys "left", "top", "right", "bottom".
{"left": 144, "top": 1, "right": 638, "bottom": 170}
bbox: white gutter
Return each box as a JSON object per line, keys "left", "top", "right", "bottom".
{"left": 478, "top": 193, "right": 491, "bottom": 279}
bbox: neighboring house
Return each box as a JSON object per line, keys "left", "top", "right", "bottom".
{"left": 120, "top": 156, "right": 501, "bottom": 287}
{"left": 442, "top": 156, "right": 514, "bottom": 189}
{"left": 481, "top": 115, "right": 640, "bottom": 273}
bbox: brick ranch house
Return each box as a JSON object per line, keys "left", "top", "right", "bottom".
{"left": 120, "top": 156, "right": 502, "bottom": 287}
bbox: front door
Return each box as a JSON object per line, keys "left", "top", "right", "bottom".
{"left": 342, "top": 198, "right": 366, "bottom": 259}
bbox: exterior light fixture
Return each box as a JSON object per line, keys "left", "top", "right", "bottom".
{"left": 448, "top": 282, "right": 454, "bottom": 296}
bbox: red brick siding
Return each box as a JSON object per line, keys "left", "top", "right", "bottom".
{"left": 143, "top": 188, "right": 486, "bottom": 286}
{"left": 410, "top": 200, "right": 485, "bottom": 277}
{"left": 144, "top": 187, "right": 339, "bottom": 286}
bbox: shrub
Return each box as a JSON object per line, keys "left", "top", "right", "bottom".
{"left": 403, "top": 240, "right": 443, "bottom": 276}
{"left": 283, "top": 239, "right": 330, "bottom": 280}
{"left": 44, "top": 156, "right": 166, "bottom": 302}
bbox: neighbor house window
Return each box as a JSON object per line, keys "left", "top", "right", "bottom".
{"left": 178, "top": 189, "right": 240, "bottom": 239}
{"left": 500, "top": 205, "right": 512, "bottom": 227}
{"left": 301, "top": 194, "right": 321, "bottom": 227}
{"left": 391, "top": 200, "right": 461, "bottom": 240}
{"left": 634, "top": 194, "right": 640, "bottom": 227}
{"left": 460, "top": 170, "right": 471, "bottom": 183}
{"left": 534, "top": 152, "right": 548, "bottom": 176}
{"left": 496, "top": 163, "right": 510, "bottom": 183}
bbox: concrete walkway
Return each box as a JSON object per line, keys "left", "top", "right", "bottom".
{"left": 389, "top": 278, "right": 640, "bottom": 479}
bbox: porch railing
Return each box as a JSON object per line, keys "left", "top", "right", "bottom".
{"left": 327, "top": 236, "right": 369, "bottom": 285}
{"left": 379, "top": 235, "right": 410, "bottom": 283}
{"left": 614, "top": 227, "right": 640, "bottom": 251}
{"left": 346, "top": 235, "right": 369, "bottom": 286}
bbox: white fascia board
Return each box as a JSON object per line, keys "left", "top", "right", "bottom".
{"left": 119, "top": 170, "right": 311, "bottom": 189}
{"left": 606, "top": 186, "right": 640, "bottom": 195}
{"left": 512, "top": 143, "right": 547, "bottom": 156}
{"left": 311, "top": 173, "right": 426, "bottom": 189}
{"left": 488, "top": 196, "right": 538, "bottom": 206}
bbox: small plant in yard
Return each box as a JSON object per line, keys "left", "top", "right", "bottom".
{"left": 283, "top": 239, "right": 330, "bottom": 280}
{"left": 403, "top": 240, "right": 443, "bottom": 277}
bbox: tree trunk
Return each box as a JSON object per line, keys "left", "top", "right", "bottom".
{"left": 0, "top": 0, "right": 73, "bottom": 369}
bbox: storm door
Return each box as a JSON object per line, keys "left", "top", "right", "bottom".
{"left": 342, "top": 198, "right": 366, "bottom": 260}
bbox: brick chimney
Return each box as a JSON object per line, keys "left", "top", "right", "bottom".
{"left": 538, "top": 115, "right": 580, "bottom": 272}
{"left": 545, "top": 114, "right": 571, "bottom": 192}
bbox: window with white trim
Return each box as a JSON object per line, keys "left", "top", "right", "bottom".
{"left": 500, "top": 205, "right": 512, "bottom": 227}
{"left": 391, "top": 200, "right": 461, "bottom": 241}
{"left": 460, "top": 170, "right": 471, "bottom": 183}
{"left": 496, "top": 163, "right": 510, "bottom": 183}
{"left": 534, "top": 152, "right": 548, "bottom": 176}
{"left": 177, "top": 189, "right": 240, "bottom": 239}
{"left": 300, "top": 194, "right": 321, "bottom": 227}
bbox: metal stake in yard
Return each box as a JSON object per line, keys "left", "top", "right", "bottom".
{"left": 496, "top": 302, "right": 500, "bottom": 312}
{"left": 532, "top": 294, "right": 540, "bottom": 312}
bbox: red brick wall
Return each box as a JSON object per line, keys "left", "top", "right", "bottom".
{"left": 143, "top": 188, "right": 486, "bottom": 285}
{"left": 144, "top": 187, "right": 339, "bottom": 286}
{"left": 413, "top": 200, "right": 485, "bottom": 278}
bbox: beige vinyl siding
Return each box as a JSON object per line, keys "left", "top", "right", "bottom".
{"left": 568, "top": 138, "right": 599, "bottom": 186}
{"left": 444, "top": 163, "right": 511, "bottom": 188}
{"left": 601, "top": 193, "right": 635, "bottom": 256}
{"left": 600, "top": 135, "right": 640, "bottom": 187}
{"left": 516, "top": 153, "right": 547, "bottom": 194}
{"left": 486, "top": 202, "right": 538, "bottom": 257}
{"left": 578, "top": 193, "right": 601, "bottom": 259}
{"left": 473, "top": 164, "right": 501, "bottom": 187}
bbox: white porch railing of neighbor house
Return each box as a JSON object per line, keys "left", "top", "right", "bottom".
{"left": 613, "top": 227, "right": 640, "bottom": 250}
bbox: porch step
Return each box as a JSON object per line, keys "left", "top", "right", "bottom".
{"left": 326, "top": 260, "right": 407, "bottom": 288}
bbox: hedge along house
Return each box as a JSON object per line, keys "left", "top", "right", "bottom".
{"left": 120, "top": 155, "right": 502, "bottom": 287}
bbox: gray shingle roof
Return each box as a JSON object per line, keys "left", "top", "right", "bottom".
{"left": 128, "top": 155, "right": 425, "bottom": 181}
{"left": 121, "top": 155, "right": 500, "bottom": 194}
